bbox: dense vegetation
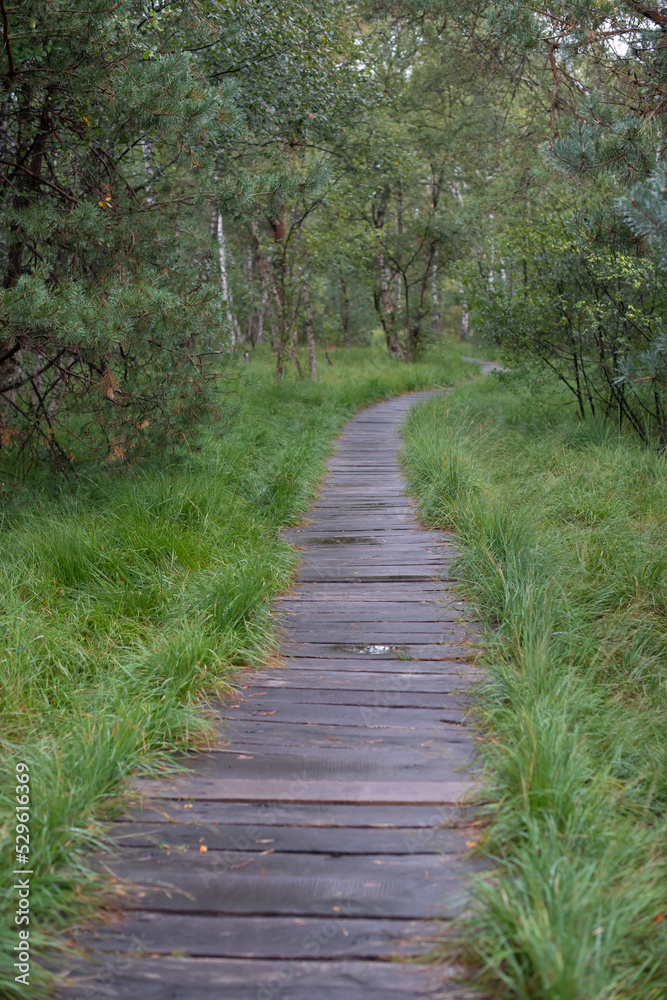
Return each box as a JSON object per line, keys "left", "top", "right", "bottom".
{"left": 5, "top": 0, "right": 667, "bottom": 453}
{"left": 3, "top": 0, "right": 667, "bottom": 996}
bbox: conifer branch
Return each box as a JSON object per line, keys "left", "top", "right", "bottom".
{"left": 625, "top": 0, "right": 667, "bottom": 26}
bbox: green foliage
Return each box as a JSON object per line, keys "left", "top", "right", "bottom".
{"left": 456, "top": 0, "right": 667, "bottom": 424}
{"left": 0, "top": 0, "right": 242, "bottom": 466}
{"left": 0, "top": 0, "right": 364, "bottom": 463}
{"left": 403, "top": 381, "right": 667, "bottom": 999}
{"left": 471, "top": 210, "right": 667, "bottom": 443}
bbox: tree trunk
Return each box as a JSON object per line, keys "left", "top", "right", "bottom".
{"left": 214, "top": 207, "right": 240, "bottom": 351}
{"left": 409, "top": 250, "right": 436, "bottom": 358}
{"left": 257, "top": 286, "right": 267, "bottom": 344}
{"left": 140, "top": 132, "right": 155, "bottom": 203}
{"left": 340, "top": 273, "right": 351, "bottom": 350}
{"left": 460, "top": 290, "right": 469, "bottom": 341}
{"left": 286, "top": 323, "right": 304, "bottom": 377}
{"left": 251, "top": 221, "right": 285, "bottom": 377}
{"left": 0, "top": 349, "right": 21, "bottom": 441}
{"left": 245, "top": 247, "right": 255, "bottom": 344}
{"left": 375, "top": 250, "right": 405, "bottom": 359}
{"left": 403, "top": 273, "right": 411, "bottom": 364}
{"left": 431, "top": 263, "right": 441, "bottom": 333}
{"left": 300, "top": 269, "right": 317, "bottom": 381}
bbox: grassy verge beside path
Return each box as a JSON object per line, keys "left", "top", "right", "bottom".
{"left": 0, "top": 346, "right": 472, "bottom": 997}
{"left": 403, "top": 381, "right": 667, "bottom": 999}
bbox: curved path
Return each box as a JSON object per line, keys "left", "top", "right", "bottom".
{"left": 63, "top": 390, "right": 483, "bottom": 1000}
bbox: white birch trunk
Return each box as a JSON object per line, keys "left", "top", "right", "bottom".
{"left": 140, "top": 133, "right": 155, "bottom": 204}
{"left": 431, "top": 263, "right": 440, "bottom": 333}
{"left": 299, "top": 268, "right": 317, "bottom": 381}
{"left": 460, "top": 288, "right": 469, "bottom": 342}
{"left": 215, "top": 208, "right": 240, "bottom": 351}
{"left": 257, "top": 286, "right": 267, "bottom": 344}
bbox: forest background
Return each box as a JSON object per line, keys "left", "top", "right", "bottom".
{"left": 2, "top": 0, "right": 667, "bottom": 998}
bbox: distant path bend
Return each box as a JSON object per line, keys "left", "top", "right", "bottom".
{"left": 63, "top": 390, "right": 485, "bottom": 1000}
{"left": 461, "top": 356, "right": 504, "bottom": 376}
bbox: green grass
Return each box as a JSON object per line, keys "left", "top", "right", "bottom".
{"left": 0, "top": 345, "right": 472, "bottom": 996}
{"left": 402, "top": 380, "right": 667, "bottom": 1000}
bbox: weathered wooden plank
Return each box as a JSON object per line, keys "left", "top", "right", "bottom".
{"left": 267, "top": 657, "right": 479, "bottom": 677}
{"left": 276, "top": 588, "right": 453, "bottom": 603}
{"left": 75, "top": 913, "right": 442, "bottom": 958}
{"left": 221, "top": 704, "right": 467, "bottom": 729}
{"left": 280, "top": 642, "right": 474, "bottom": 660}
{"left": 196, "top": 747, "right": 478, "bottom": 778}
{"left": 275, "top": 608, "right": 467, "bottom": 622}
{"left": 107, "top": 821, "right": 471, "bottom": 854}
{"left": 229, "top": 688, "right": 470, "bottom": 709}
{"left": 242, "top": 669, "right": 475, "bottom": 692}
{"left": 290, "top": 556, "right": 453, "bottom": 569}
{"left": 132, "top": 776, "right": 474, "bottom": 804}
{"left": 215, "top": 721, "right": 474, "bottom": 753}
{"left": 162, "top": 745, "right": 473, "bottom": 781}
{"left": 302, "top": 566, "right": 446, "bottom": 583}
{"left": 283, "top": 628, "right": 468, "bottom": 643}
{"left": 294, "top": 564, "right": 449, "bottom": 576}
{"left": 218, "top": 713, "right": 470, "bottom": 740}
{"left": 59, "top": 957, "right": 460, "bottom": 999}
{"left": 120, "top": 799, "right": 471, "bottom": 829}
{"left": 292, "top": 501, "right": 436, "bottom": 509}
{"left": 92, "top": 850, "right": 475, "bottom": 918}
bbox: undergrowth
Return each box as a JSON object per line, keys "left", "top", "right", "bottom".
{"left": 403, "top": 381, "right": 667, "bottom": 1000}
{"left": 0, "top": 345, "right": 472, "bottom": 997}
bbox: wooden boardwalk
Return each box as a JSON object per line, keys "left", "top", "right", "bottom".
{"left": 62, "top": 390, "right": 483, "bottom": 1000}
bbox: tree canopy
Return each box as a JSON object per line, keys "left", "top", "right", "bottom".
{"left": 4, "top": 0, "right": 667, "bottom": 466}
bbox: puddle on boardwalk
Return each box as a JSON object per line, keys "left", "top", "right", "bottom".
{"left": 306, "top": 536, "right": 381, "bottom": 546}
{"left": 328, "top": 643, "right": 409, "bottom": 657}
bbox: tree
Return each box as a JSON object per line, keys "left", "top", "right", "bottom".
{"left": 0, "top": 0, "right": 366, "bottom": 462}
{"left": 0, "top": 1, "right": 246, "bottom": 467}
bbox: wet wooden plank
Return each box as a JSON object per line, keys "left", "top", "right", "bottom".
{"left": 255, "top": 664, "right": 480, "bottom": 685}
{"left": 119, "top": 799, "right": 471, "bottom": 828}
{"left": 214, "top": 721, "right": 475, "bottom": 753}
{"left": 283, "top": 629, "right": 467, "bottom": 644}
{"left": 217, "top": 717, "right": 472, "bottom": 745}
{"left": 275, "top": 608, "right": 467, "bottom": 622}
{"left": 298, "top": 557, "right": 450, "bottom": 567}
{"left": 221, "top": 704, "right": 467, "bottom": 729}
{"left": 132, "top": 776, "right": 473, "bottom": 804}
{"left": 59, "top": 957, "right": 458, "bottom": 999}
{"left": 107, "top": 822, "right": 471, "bottom": 854}
{"left": 242, "top": 669, "right": 476, "bottom": 692}
{"left": 298, "top": 572, "right": 451, "bottom": 584}
{"left": 93, "top": 850, "right": 475, "bottom": 918}
{"left": 163, "top": 745, "right": 472, "bottom": 780}
{"left": 75, "top": 913, "right": 442, "bottom": 958}
{"left": 230, "top": 689, "right": 470, "bottom": 709}
{"left": 290, "top": 530, "right": 441, "bottom": 539}
{"left": 276, "top": 589, "right": 454, "bottom": 603}
{"left": 297, "top": 523, "right": 423, "bottom": 535}
{"left": 279, "top": 642, "right": 474, "bottom": 660}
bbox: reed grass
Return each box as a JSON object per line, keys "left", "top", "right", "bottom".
{"left": 403, "top": 380, "right": 667, "bottom": 999}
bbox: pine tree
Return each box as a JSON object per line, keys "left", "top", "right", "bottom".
{"left": 0, "top": 0, "right": 240, "bottom": 467}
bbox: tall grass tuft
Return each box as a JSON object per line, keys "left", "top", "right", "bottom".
{"left": 403, "top": 382, "right": 667, "bottom": 1000}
